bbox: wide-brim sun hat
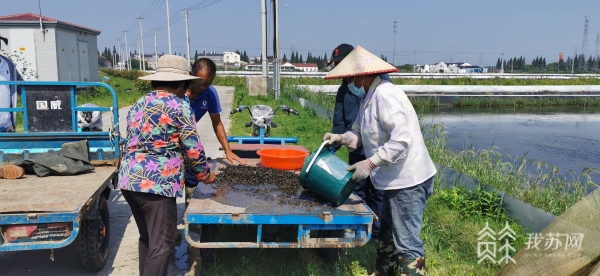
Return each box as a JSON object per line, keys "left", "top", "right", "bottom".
{"left": 324, "top": 45, "right": 398, "bottom": 80}
{"left": 139, "top": 55, "right": 201, "bottom": 81}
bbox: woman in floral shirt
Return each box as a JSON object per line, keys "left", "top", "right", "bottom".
{"left": 118, "top": 55, "right": 215, "bottom": 276}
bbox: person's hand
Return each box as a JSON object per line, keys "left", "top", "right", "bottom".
{"left": 323, "top": 133, "right": 343, "bottom": 146}
{"left": 347, "top": 159, "right": 376, "bottom": 182}
{"left": 225, "top": 151, "right": 247, "bottom": 165}
{"left": 203, "top": 171, "right": 216, "bottom": 184}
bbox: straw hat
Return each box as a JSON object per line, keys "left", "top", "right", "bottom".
{"left": 139, "top": 55, "right": 201, "bottom": 81}
{"left": 324, "top": 45, "right": 398, "bottom": 80}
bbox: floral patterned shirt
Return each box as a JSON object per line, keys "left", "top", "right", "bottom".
{"left": 118, "top": 91, "right": 210, "bottom": 198}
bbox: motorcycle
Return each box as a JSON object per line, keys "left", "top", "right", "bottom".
{"left": 227, "top": 96, "right": 300, "bottom": 144}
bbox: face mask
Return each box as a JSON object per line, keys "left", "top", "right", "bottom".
{"left": 348, "top": 77, "right": 366, "bottom": 97}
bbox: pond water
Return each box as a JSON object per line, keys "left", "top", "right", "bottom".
{"left": 420, "top": 106, "right": 600, "bottom": 186}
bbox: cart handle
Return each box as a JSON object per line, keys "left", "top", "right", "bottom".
{"left": 305, "top": 140, "right": 330, "bottom": 173}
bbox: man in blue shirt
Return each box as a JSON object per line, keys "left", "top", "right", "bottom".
{"left": 184, "top": 58, "right": 246, "bottom": 203}
{"left": 329, "top": 44, "right": 390, "bottom": 241}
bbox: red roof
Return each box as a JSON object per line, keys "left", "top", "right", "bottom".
{"left": 293, "top": 63, "right": 318, "bottom": 68}
{"left": 0, "top": 13, "right": 100, "bottom": 34}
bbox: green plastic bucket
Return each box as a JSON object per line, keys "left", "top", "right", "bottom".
{"left": 299, "top": 145, "right": 356, "bottom": 206}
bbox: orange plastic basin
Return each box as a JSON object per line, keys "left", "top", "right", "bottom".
{"left": 256, "top": 148, "right": 309, "bottom": 170}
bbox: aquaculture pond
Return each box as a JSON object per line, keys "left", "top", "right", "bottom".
{"left": 421, "top": 105, "right": 600, "bottom": 188}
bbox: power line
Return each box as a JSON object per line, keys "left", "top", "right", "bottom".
{"left": 184, "top": 0, "right": 222, "bottom": 11}
{"left": 283, "top": 4, "right": 315, "bottom": 55}
{"left": 139, "top": 0, "right": 164, "bottom": 18}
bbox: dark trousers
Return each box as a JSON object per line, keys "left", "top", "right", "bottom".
{"left": 121, "top": 190, "right": 177, "bottom": 276}
{"left": 349, "top": 152, "right": 384, "bottom": 239}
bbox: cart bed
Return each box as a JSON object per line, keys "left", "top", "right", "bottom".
{"left": 0, "top": 167, "right": 116, "bottom": 214}
{"left": 184, "top": 158, "right": 375, "bottom": 249}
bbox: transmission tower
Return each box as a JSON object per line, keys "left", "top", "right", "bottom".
{"left": 581, "top": 16, "right": 589, "bottom": 71}
{"left": 595, "top": 33, "right": 599, "bottom": 70}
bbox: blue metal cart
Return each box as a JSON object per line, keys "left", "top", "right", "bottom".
{"left": 183, "top": 155, "right": 375, "bottom": 261}
{"left": 0, "top": 81, "right": 120, "bottom": 271}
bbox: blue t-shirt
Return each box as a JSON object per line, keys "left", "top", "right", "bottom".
{"left": 185, "top": 85, "right": 222, "bottom": 186}
{"left": 189, "top": 85, "right": 222, "bottom": 122}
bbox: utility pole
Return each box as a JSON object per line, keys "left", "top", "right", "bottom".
{"left": 123, "top": 31, "right": 130, "bottom": 70}
{"left": 138, "top": 17, "right": 145, "bottom": 71}
{"left": 153, "top": 29, "right": 158, "bottom": 70}
{"left": 184, "top": 10, "right": 191, "bottom": 68}
{"left": 273, "top": 0, "right": 280, "bottom": 99}
{"left": 137, "top": 38, "right": 141, "bottom": 70}
{"left": 117, "top": 39, "right": 121, "bottom": 68}
{"left": 261, "top": 0, "right": 268, "bottom": 77}
{"left": 393, "top": 19, "right": 398, "bottom": 66}
{"left": 166, "top": 0, "right": 172, "bottom": 54}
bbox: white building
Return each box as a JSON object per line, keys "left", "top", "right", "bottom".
{"left": 419, "top": 62, "right": 483, "bottom": 74}
{"left": 244, "top": 62, "right": 300, "bottom": 71}
{"left": 223, "top": 51, "right": 240, "bottom": 66}
{"left": 0, "top": 13, "right": 100, "bottom": 81}
{"left": 292, "top": 63, "right": 318, "bottom": 72}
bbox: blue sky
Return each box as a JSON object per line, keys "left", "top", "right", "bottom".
{"left": 4, "top": 0, "right": 600, "bottom": 66}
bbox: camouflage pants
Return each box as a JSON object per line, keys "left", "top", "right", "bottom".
{"left": 374, "top": 235, "right": 426, "bottom": 275}
{"left": 398, "top": 257, "right": 426, "bottom": 275}
{"left": 374, "top": 235, "right": 399, "bottom": 275}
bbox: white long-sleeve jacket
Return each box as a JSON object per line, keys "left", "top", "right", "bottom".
{"left": 348, "top": 77, "right": 437, "bottom": 190}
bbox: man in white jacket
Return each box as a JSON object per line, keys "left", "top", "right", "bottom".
{"left": 322, "top": 46, "right": 436, "bottom": 276}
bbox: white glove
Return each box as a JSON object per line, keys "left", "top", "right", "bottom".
{"left": 323, "top": 133, "right": 344, "bottom": 146}
{"left": 347, "top": 159, "right": 375, "bottom": 182}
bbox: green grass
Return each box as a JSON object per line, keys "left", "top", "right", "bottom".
{"left": 79, "top": 71, "right": 147, "bottom": 107}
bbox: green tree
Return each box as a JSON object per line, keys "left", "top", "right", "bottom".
{"left": 130, "top": 59, "right": 149, "bottom": 70}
